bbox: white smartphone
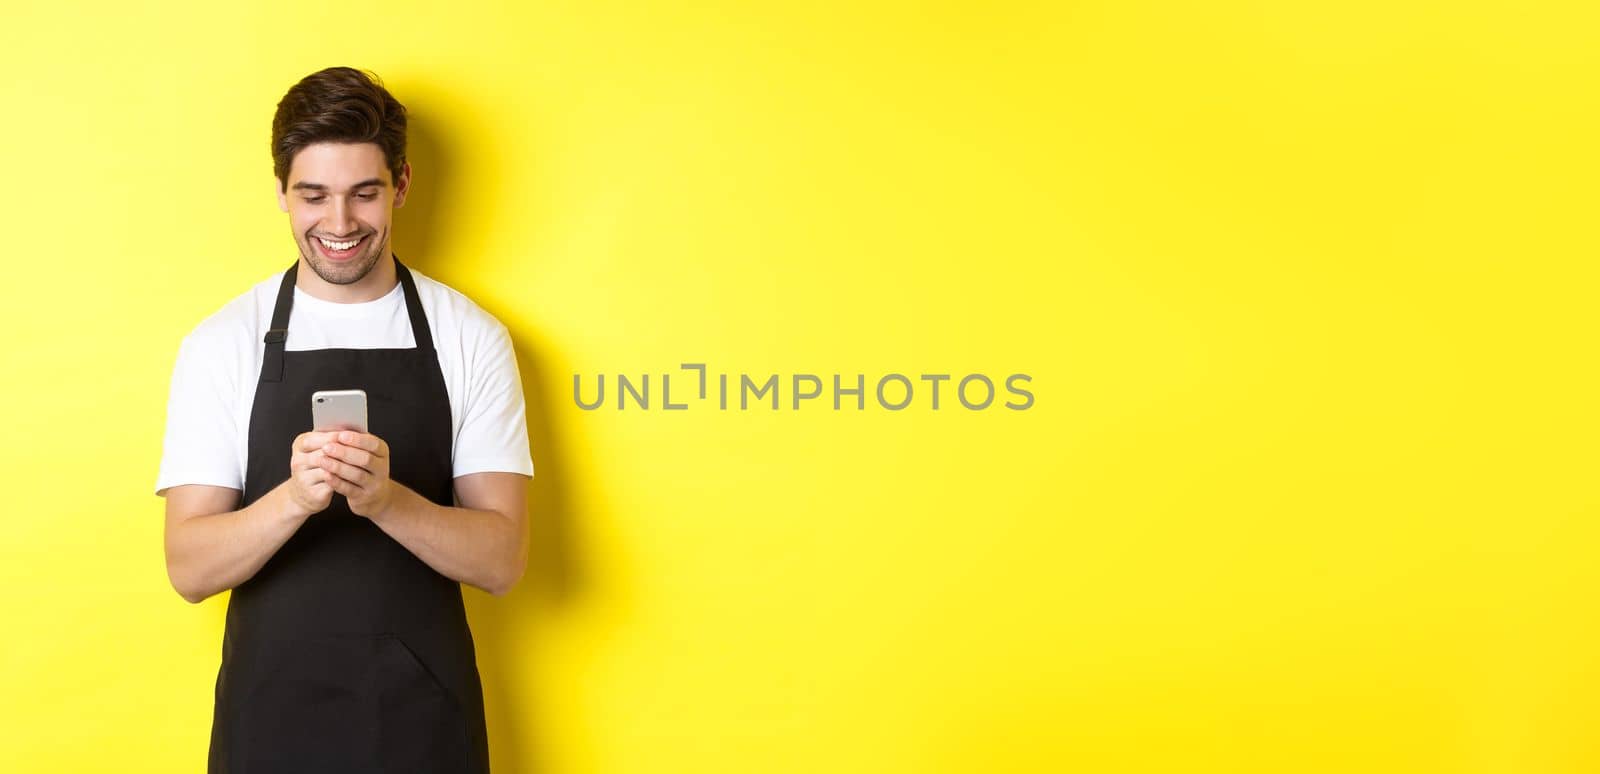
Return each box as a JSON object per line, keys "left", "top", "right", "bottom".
{"left": 312, "top": 389, "right": 368, "bottom": 433}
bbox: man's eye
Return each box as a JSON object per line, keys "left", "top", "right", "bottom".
{"left": 303, "top": 197, "right": 325, "bottom": 204}
{"left": 358, "top": 193, "right": 378, "bottom": 201}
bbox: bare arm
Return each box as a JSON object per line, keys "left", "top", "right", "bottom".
{"left": 162, "top": 431, "right": 339, "bottom": 603}
{"left": 360, "top": 472, "right": 530, "bottom": 597}
{"left": 162, "top": 481, "right": 310, "bottom": 604}
{"left": 318, "top": 431, "right": 529, "bottom": 596}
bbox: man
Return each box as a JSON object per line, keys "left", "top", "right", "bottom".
{"left": 156, "top": 66, "right": 533, "bottom": 774}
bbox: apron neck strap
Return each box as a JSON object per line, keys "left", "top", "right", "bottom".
{"left": 261, "top": 262, "right": 297, "bottom": 384}
{"left": 260, "top": 255, "right": 433, "bottom": 384}
{"left": 393, "top": 257, "right": 435, "bottom": 353}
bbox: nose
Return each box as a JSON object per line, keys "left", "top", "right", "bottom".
{"left": 326, "top": 198, "right": 357, "bottom": 237}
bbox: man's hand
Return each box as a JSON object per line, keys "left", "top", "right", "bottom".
{"left": 317, "top": 431, "right": 397, "bottom": 520}
{"left": 288, "top": 431, "right": 339, "bottom": 519}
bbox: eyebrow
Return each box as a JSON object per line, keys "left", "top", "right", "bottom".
{"left": 291, "top": 178, "right": 387, "bottom": 192}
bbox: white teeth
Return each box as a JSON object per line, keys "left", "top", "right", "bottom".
{"left": 318, "top": 236, "right": 360, "bottom": 251}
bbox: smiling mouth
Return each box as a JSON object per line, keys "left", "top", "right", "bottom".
{"left": 314, "top": 233, "right": 368, "bottom": 259}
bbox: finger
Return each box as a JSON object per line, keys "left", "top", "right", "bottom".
{"left": 337, "top": 431, "right": 388, "bottom": 458}
{"left": 328, "top": 474, "right": 362, "bottom": 498}
{"left": 292, "top": 448, "right": 329, "bottom": 474}
{"left": 318, "top": 457, "right": 371, "bottom": 488}
{"left": 296, "top": 431, "right": 339, "bottom": 453}
{"left": 323, "top": 443, "right": 375, "bottom": 471}
{"left": 293, "top": 470, "right": 332, "bottom": 510}
{"left": 297, "top": 465, "right": 331, "bottom": 488}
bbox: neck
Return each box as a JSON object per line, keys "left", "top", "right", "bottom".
{"left": 295, "top": 252, "right": 398, "bottom": 303}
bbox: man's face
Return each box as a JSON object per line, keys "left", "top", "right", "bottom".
{"left": 277, "top": 142, "right": 409, "bottom": 286}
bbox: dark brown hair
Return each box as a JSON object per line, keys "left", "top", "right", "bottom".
{"left": 271, "top": 67, "right": 407, "bottom": 189}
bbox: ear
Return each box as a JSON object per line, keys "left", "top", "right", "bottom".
{"left": 276, "top": 177, "right": 289, "bottom": 212}
{"left": 393, "top": 161, "right": 412, "bottom": 209}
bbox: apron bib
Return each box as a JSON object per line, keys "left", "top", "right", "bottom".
{"left": 207, "top": 257, "right": 491, "bottom": 774}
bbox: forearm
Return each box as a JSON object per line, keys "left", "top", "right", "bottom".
{"left": 369, "top": 483, "right": 526, "bottom": 596}
{"left": 165, "top": 482, "right": 309, "bottom": 603}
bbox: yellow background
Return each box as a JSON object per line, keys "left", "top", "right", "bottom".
{"left": 2, "top": 1, "right": 1597, "bottom": 771}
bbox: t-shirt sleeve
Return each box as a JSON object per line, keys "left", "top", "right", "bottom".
{"left": 453, "top": 320, "right": 535, "bottom": 479}
{"left": 155, "top": 330, "right": 242, "bottom": 496}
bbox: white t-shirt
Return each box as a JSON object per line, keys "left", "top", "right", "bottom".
{"left": 156, "top": 266, "right": 534, "bottom": 496}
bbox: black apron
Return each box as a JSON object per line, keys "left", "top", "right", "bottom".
{"left": 208, "top": 256, "right": 491, "bottom": 774}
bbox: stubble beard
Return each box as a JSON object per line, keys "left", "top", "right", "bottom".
{"left": 302, "top": 230, "right": 387, "bottom": 286}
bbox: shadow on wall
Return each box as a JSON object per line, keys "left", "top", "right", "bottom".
{"left": 395, "top": 96, "right": 586, "bottom": 774}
